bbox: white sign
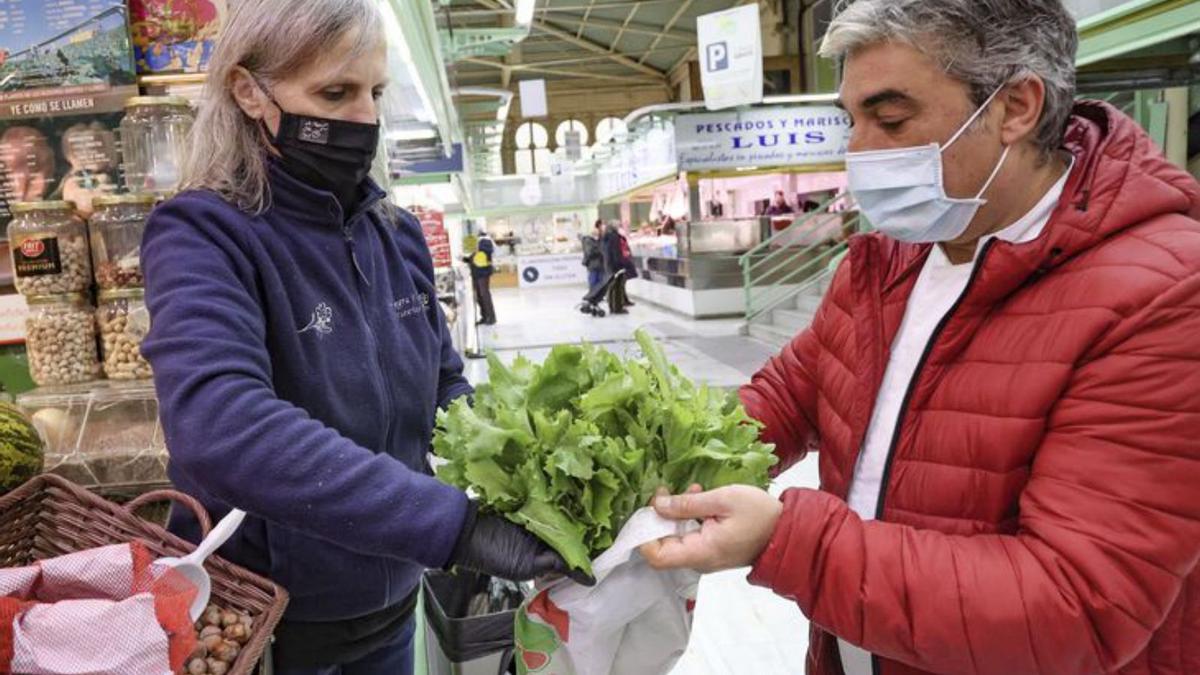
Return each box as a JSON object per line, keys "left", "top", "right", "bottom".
{"left": 697, "top": 4, "right": 763, "bottom": 111}
{"left": 517, "top": 254, "right": 589, "bottom": 288}
{"left": 519, "top": 79, "right": 548, "bottom": 118}
{"left": 675, "top": 105, "right": 852, "bottom": 171}
{"left": 563, "top": 130, "right": 583, "bottom": 161}
{"left": 0, "top": 294, "right": 29, "bottom": 345}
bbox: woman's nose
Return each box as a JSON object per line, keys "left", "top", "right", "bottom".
{"left": 344, "top": 94, "right": 380, "bottom": 125}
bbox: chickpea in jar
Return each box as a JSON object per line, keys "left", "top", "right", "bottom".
{"left": 7, "top": 201, "right": 92, "bottom": 296}
{"left": 97, "top": 290, "right": 153, "bottom": 380}
{"left": 25, "top": 294, "right": 102, "bottom": 386}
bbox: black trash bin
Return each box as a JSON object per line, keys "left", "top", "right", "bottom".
{"left": 423, "top": 570, "right": 523, "bottom": 675}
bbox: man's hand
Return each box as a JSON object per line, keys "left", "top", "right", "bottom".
{"left": 640, "top": 485, "right": 783, "bottom": 573}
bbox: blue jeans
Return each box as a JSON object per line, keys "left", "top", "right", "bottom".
{"left": 276, "top": 617, "right": 415, "bottom": 675}
{"left": 587, "top": 269, "right": 604, "bottom": 293}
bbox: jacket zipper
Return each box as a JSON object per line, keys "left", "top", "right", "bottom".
{"left": 342, "top": 222, "right": 395, "bottom": 609}
{"left": 867, "top": 238, "right": 996, "bottom": 675}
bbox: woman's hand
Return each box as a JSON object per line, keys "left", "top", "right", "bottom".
{"left": 640, "top": 485, "right": 783, "bottom": 573}
{"left": 451, "top": 511, "right": 596, "bottom": 586}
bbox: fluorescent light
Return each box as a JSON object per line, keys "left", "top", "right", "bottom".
{"left": 515, "top": 0, "right": 536, "bottom": 25}
{"left": 387, "top": 126, "right": 438, "bottom": 141}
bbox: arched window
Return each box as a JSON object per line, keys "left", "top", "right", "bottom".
{"left": 594, "top": 117, "right": 628, "bottom": 146}
{"left": 514, "top": 121, "right": 550, "bottom": 174}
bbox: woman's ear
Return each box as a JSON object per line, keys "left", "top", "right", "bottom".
{"left": 229, "top": 66, "right": 268, "bottom": 121}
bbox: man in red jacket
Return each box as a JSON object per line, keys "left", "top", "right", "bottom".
{"left": 642, "top": 1, "right": 1200, "bottom": 674}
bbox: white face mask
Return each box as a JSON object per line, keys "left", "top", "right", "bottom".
{"left": 845, "top": 86, "right": 1010, "bottom": 244}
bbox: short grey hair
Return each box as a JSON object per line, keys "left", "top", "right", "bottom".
{"left": 820, "top": 0, "right": 1078, "bottom": 155}
{"left": 181, "top": 0, "right": 384, "bottom": 214}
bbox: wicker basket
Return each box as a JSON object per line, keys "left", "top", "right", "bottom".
{"left": 0, "top": 473, "right": 288, "bottom": 675}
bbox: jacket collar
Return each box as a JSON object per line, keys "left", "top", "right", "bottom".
{"left": 265, "top": 159, "right": 387, "bottom": 228}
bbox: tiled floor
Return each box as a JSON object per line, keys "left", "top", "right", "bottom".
{"left": 462, "top": 285, "right": 781, "bottom": 390}
{"left": 451, "top": 284, "right": 815, "bottom": 675}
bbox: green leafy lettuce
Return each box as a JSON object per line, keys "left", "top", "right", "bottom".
{"left": 432, "top": 329, "right": 777, "bottom": 574}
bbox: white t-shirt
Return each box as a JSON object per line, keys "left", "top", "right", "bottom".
{"left": 838, "top": 164, "right": 1072, "bottom": 675}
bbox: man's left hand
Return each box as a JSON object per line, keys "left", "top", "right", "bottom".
{"left": 640, "top": 485, "right": 783, "bottom": 573}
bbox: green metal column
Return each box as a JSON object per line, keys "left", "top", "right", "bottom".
{"left": 1164, "top": 87, "right": 1190, "bottom": 168}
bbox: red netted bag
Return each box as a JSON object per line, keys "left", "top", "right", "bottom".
{"left": 0, "top": 541, "right": 196, "bottom": 674}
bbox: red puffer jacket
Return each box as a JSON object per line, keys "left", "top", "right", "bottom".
{"left": 741, "top": 101, "right": 1200, "bottom": 675}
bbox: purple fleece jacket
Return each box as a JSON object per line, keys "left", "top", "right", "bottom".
{"left": 142, "top": 165, "right": 472, "bottom": 621}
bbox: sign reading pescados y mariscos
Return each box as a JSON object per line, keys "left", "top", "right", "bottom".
{"left": 674, "top": 106, "right": 852, "bottom": 171}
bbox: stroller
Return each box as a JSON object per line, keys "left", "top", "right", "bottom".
{"left": 578, "top": 270, "right": 626, "bottom": 317}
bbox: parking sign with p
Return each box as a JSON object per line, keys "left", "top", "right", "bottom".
{"left": 706, "top": 41, "right": 728, "bottom": 72}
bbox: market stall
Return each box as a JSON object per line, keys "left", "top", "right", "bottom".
{"left": 596, "top": 100, "right": 855, "bottom": 318}
{"left": 468, "top": 207, "right": 596, "bottom": 289}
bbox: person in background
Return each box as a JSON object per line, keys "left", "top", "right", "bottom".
{"left": 140, "top": 1, "right": 584, "bottom": 672}
{"left": 764, "top": 189, "right": 794, "bottom": 216}
{"left": 0, "top": 126, "right": 55, "bottom": 202}
{"left": 659, "top": 213, "right": 677, "bottom": 236}
{"left": 467, "top": 231, "right": 497, "bottom": 325}
{"left": 53, "top": 122, "right": 120, "bottom": 216}
{"left": 643, "top": 1, "right": 1200, "bottom": 674}
{"left": 601, "top": 222, "right": 634, "bottom": 313}
{"left": 581, "top": 220, "right": 605, "bottom": 293}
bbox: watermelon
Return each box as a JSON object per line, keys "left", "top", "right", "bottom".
{"left": 0, "top": 402, "right": 44, "bottom": 494}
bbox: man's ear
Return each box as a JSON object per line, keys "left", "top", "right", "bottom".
{"left": 998, "top": 76, "right": 1046, "bottom": 147}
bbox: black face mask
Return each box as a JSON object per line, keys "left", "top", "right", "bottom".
{"left": 258, "top": 87, "right": 380, "bottom": 212}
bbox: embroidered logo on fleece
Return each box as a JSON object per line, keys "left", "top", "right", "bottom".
{"left": 393, "top": 292, "right": 431, "bottom": 320}
{"left": 298, "top": 302, "right": 334, "bottom": 336}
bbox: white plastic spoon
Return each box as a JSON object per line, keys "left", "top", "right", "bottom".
{"left": 154, "top": 508, "right": 246, "bottom": 621}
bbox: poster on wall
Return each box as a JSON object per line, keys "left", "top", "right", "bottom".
{"left": 129, "top": 0, "right": 225, "bottom": 76}
{"left": 0, "top": 111, "right": 124, "bottom": 226}
{"left": 0, "top": 1, "right": 139, "bottom": 118}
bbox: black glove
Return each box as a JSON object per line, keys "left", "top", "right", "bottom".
{"left": 449, "top": 503, "right": 596, "bottom": 586}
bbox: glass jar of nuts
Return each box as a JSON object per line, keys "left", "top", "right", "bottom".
{"left": 96, "top": 289, "right": 153, "bottom": 380}
{"left": 25, "top": 294, "right": 102, "bottom": 386}
{"left": 90, "top": 194, "right": 155, "bottom": 290}
{"left": 7, "top": 202, "right": 92, "bottom": 296}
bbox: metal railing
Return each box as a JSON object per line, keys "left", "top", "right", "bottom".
{"left": 739, "top": 192, "right": 859, "bottom": 324}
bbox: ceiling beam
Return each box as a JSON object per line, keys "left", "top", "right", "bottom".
{"left": 461, "top": 57, "right": 663, "bottom": 84}
{"left": 448, "top": 1, "right": 681, "bottom": 17}
{"left": 610, "top": 4, "right": 640, "bottom": 53}
{"left": 461, "top": 49, "right": 690, "bottom": 70}
{"left": 638, "top": 0, "right": 695, "bottom": 65}
{"left": 576, "top": 0, "right": 596, "bottom": 38}
{"left": 533, "top": 18, "right": 665, "bottom": 79}
{"left": 543, "top": 16, "right": 696, "bottom": 41}
{"left": 469, "top": 0, "right": 664, "bottom": 79}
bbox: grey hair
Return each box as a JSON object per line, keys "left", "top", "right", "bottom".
{"left": 820, "top": 0, "right": 1078, "bottom": 155}
{"left": 180, "top": 0, "right": 385, "bottom": 213}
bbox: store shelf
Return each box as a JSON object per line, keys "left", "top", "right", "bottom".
{"left": 17, "top": 380, "right": 167, "bottom": 498}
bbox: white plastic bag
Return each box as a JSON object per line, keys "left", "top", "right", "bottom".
{"left": 515, "top": 508, "right": 701, "bottom": 675}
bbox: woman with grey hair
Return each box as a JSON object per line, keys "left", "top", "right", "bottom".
{"left": 140, "top": 1, "right": 587, "bottom": 672}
